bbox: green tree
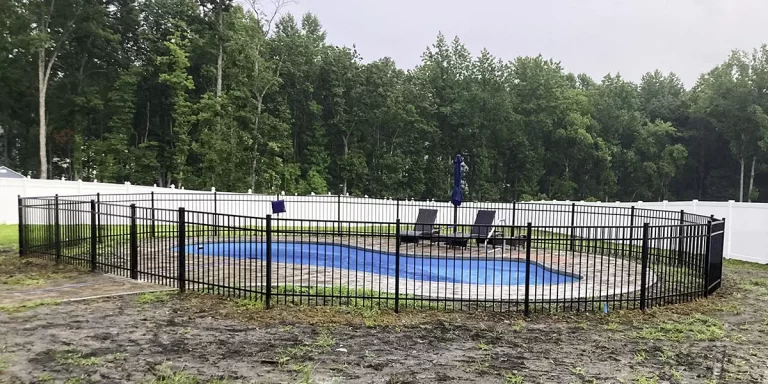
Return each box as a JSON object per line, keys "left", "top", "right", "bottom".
{"left": 157, "top": 28, "right": 195, "bottom": 187}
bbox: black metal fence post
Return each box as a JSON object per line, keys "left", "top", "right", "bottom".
{"left": 396, "top": 199, "right": 400, "bottom": 221}
{"left": 524, "top": 222, "right": 533, "bottom": 317}
{"left": 266, "top": 214, "right": 273, "bottom": 309}
{"left": 569, "top": 203, "right": 576, "bottom": 251}
{"left": 129, "top": 204, "right": 138, "bottom": 280}
{"left": 395, "top": 219, "right": 401, "bottom": 313}
{"left": 46, "top": 199, "right": 53, "bottom": 248}
{"left": 150, "top": 191, "right": 156, "bottom": 238}
{"left": 704, "top": 218, "right": 713, "bottom": 298}
{"left": 719, "top": 218, "right": 726, "bottom": 284}
{"left": 178, "top": 208, "right": 186, "bottom": 292}
{"left": 96, "top": 192, "right": 102, "bottom": 243}
{"left": 17, "top": 196, "right": 24, "bottom": 257}
{"left": 90, "top": 200, "right": 97, "bottom": 272}
{"left": 640, "top": 222, "right": 650, "bottom": 311}
{"left": 676, "top": 210, "right": 685, "bottom": 265}
{"left": 629, "top": 206, "right": 635, "bottom": 254}
{"left": 54, "top": 195, "right": 61, "bottom": 264}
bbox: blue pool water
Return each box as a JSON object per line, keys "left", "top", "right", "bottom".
{"left": 183, "top": 242, "right": 577, "bottom": 285}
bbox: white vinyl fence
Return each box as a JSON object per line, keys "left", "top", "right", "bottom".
{"left": 1, "top": 177, "right": 764, "bottom": 263}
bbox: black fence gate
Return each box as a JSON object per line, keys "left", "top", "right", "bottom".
{"left": 707, "top": 220, "right": 725, "bottom": 295}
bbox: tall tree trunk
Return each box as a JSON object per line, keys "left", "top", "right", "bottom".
{"left": 38, "top": 49, "right": 48, "bottom": 179}
{"left": 215, "top": 0, "right": 223, "bottom": 97}
{"left": 250, "top": 98, "right": 263, "bottom": 192}
{"left": 739, "top": 157, "right": 745, "bottom": 202}
{"left": 748, "top": 156, "right": 756, "bottom": 202}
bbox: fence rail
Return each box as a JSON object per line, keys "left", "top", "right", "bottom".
{"left": 18, "top": 194, "right": 725, "bottom": 314}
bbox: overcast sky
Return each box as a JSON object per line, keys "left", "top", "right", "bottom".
{"left": 282, "top": 0, "right": 768, "bottom": 87}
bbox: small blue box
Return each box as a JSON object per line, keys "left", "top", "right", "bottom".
{"left": 271, "top": 200, "right": 286, "bottom": 214}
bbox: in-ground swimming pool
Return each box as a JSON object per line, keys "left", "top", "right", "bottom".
{"left": 183, "top": 242, "right": 577, "bottom": 285}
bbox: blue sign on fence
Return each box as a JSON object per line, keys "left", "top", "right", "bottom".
{"left": 271, "top": 200, "right": 286, "bottom": 214}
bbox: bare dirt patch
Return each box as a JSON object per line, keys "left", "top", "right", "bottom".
{"left": 1, "top": 253, "right": 768, "bottom": 383}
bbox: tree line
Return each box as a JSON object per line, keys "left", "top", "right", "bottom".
{"left": 2, "top": 0, "right": 768, "bottom": 203}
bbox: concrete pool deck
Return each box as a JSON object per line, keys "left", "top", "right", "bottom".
{"left": 119, "top": 234, "right": 658, "bottom": 302}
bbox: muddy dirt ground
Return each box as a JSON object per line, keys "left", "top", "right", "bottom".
{"left": 1, "top": 251, "right": 768, "bottom": 384}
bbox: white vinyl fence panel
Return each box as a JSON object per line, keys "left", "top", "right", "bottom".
{"left": 2, "top": 177, "right": 765, "bottom": 263}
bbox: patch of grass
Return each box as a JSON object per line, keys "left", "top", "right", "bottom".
{"left": 569, "top": 366, "right": 586, "bottom": 376}
{"left": 723, "top": 258, "right": 768, "bottom": 271}
{"left": 277, "top": 345, "right": 311, "bottom": 366}
{"left": 233, "top": 297, "right": 265, "bottom": 310}
{"left": 0, "top": 354, "right": 11, "bottom": 372}
{"left": 476, "top": 342, "right": 492, "bottom": 351}
{"left": 704, "top": 302, "right": 742, "bottom": 314}
{"left": 107, "top": 352, "right": 127, "bottom": 361}
{"left": 64, "top": 377, "right": 84, "bottom": 384}
{"left": 634, "top": 350, "right": 646, "bottom": 362}
{"left": 503, "top": 371, "right": 524, "bottom": 384}
{"left": 667, "top": 368, "right": 683, "bottom": 383}
{"left": 728, "top": 333, "right": 746, "bottom": 343}
{"left": 740, "top": 278, "right": 768, "bottom": 294}
{"left": 145, "top": 363, "right": 233, "bottom": 384}
{"left": 0, "top": 225, "right": 17, "bottom": 251}
{"left": 465, "top": 354, "right": 493, "bottom": 374}
{"left": 1, "top": 275, "right": 46, "bottom": 286}
{"left": 136, "top": 291, "right": 174, "bottom": 304}
{"left": 635, "top": 374, "right": 659, "bottom": 384}
{"left": 635, "top": 314, "right": 724, "bottom": 341}
{"left": 748, "top": 279, "right": 768, "bottom": 287}
{"left": 314, "top": 329, "right": 335, "bottom": 349}
{"left": 292, "top": 363, "right": 315, "bottom": 384}
{"left": 275, "top": 329, "right": 335, "bottom": 367}
{"left": 0, "top": 299, "right": 60, "bottom": 313}
{"left": 279, "top": 284, "right": 455, "bottom": 311}
{"left": 656, "top": 348, "right": 673, "bottom": 363}
{"left": 55, "top": 350, "right": 102, "bottom": 367}
{"left": 38, "top": 373, "right": 54, "bottom": 383}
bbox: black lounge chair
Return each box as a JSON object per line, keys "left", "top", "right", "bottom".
{"left": 441, "top": 210, "right": 498, "bottom": 248}
{"left": 400, "top": 209, "right": 439, "bottom": 243}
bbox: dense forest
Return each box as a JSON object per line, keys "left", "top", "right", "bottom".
{"left": 2, "top": 0, "right": 768, "bottom": 203}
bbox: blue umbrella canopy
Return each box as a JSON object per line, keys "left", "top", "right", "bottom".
{"left": 451, "top": 155, "right": 463, "bottom": 207}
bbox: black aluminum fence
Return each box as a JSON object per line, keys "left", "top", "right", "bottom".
{"left": 18, "top": 193, "right": 725, "bottom": 315}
